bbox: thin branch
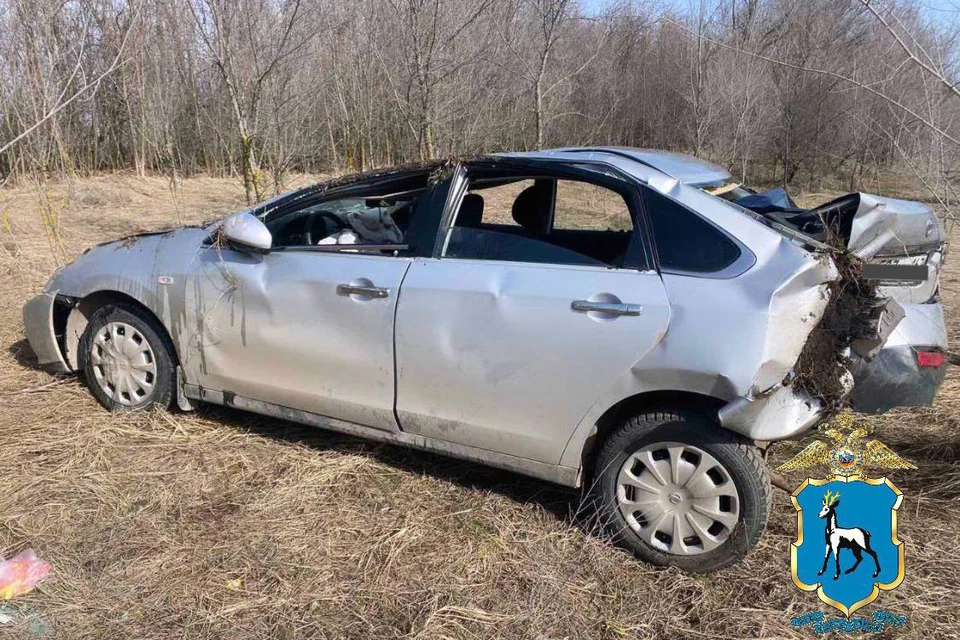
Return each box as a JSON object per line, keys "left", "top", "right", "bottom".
{"left": 0, "top": 1, "right": 142, "bottom": 157}
{"left": 858, "top": 0, "right": 960, "bottom": 102}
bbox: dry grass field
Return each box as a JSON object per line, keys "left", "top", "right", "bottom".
{"left": 0, "top": 174, "right": 958, "bottom": 639}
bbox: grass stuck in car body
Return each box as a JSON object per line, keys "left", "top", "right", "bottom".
{"left": 1, "top": 174, "right": 959, "bottom": 638}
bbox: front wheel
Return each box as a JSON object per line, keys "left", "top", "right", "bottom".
{"left": 78, "top": 303, "right": 176, "bottom": 411}
{"left": 592, "top": 410, "right": 770, "bottom": 572}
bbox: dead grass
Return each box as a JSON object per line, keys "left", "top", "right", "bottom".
{"left": 0, "top": 174, "right": 958, "bottom": 638}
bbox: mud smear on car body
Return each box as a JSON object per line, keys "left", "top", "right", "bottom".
{"left": 794, "top": 247, "right": 881, "bottom": 409}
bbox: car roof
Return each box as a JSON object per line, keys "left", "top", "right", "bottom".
{"left": 510, "top": 147, "right": 732, "bottom": 186}
{"left": 280, "top": 149, "right": 731, "bottom": 205}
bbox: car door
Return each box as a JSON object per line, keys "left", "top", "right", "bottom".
{"left": 183, "top": 171, "right": 445, "bottom": 431}
{"left": 394, "top": 161, "right": 671, "bottom": 464}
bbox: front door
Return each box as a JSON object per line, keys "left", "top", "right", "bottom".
{"left": 183, "top": 168, "right": 447, "bottom": 431}
{"left": 186, "top": 248, "right": 410, "bottom": 431}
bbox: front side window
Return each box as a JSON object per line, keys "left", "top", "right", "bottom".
{"left": 255, "top": 170, "right": 437, "bottom": 252}
{"left": 263, "top": 193, "right": 423, "bottom": 249}
{"left": 442, "top": 173, "right": 644, "bottom": 269}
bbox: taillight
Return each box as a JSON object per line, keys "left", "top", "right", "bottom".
{"left": 916, "top": 350, "right": 946, "bottom": 368}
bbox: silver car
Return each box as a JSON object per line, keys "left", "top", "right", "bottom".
{"left": 21, "top": 148, "right": 946, "bottom": 571}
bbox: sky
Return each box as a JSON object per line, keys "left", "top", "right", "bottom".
{"left": 580, "top": 0, "right": 960, "bottom": 28}
{"left": 924, "top": 0, "right": 960, "bottom": 27}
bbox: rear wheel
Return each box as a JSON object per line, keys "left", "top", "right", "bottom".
{"left": 592, "top": 410, "right": 770, "bottom": 572}
{"left": 79, "top": 303, "right": 176, "bottom": 411}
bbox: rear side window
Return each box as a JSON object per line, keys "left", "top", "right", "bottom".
{"left": 467, "top": 179, "right": 534, "bottom": 227}
{"left": 644, "top": 189, "right": 741, "bottom": 273}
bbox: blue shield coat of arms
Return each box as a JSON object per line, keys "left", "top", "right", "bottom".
{"left": 791, "top": 477, "right": 904, "bottom": 616}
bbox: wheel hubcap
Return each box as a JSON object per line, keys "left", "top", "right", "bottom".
{"left": 90, "top": 322, "right": 157, "bottom": 406}
{"left": 616, "top": 442, "right": 741, "bottom": 555}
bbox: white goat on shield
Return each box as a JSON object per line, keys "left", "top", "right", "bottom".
{"left": 817, "top": 489, "right": 881, "bottom": 580}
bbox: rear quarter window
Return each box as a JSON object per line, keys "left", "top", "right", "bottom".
{"left": 644, "top": 189, "right": 741, "bottom": 273}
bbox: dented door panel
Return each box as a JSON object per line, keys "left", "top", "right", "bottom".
{"left": 185, "top": 247, "right": 410, "bottom": 431}
{"left": 394, "top": 258, "right": 671, "bottom": 464}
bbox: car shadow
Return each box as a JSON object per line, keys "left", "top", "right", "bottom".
{"left": 8, "top": 338, "right": 46, "bottom": 372}
{"left": 5, "top": 336, "right": 599, "bottom": 537}
{"left": 193, "top": 402, "right": 589, "bottom": 526}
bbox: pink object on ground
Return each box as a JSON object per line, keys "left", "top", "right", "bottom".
{"left": 0, "top": 549, "right": 51, "bottom": 599}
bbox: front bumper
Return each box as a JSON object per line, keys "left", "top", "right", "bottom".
{"left": 22, "top": 292, "right": 70, "bottom": 373}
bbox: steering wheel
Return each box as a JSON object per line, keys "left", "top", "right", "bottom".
{"left": 304, "top": 211, "right": 346, "bottom": 245}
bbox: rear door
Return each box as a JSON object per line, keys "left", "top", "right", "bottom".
{"left": 394, "top": 161, "right": 671, "bottom": 464}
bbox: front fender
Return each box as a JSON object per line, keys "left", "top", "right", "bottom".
{"left": 41, "top": 228, "right": 207, "bottom": 372}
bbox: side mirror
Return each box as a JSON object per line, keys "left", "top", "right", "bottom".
{"left": 221, "top": 212, "right": 272, "bottom": 251}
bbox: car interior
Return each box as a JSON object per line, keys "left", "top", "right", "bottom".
{"left": 265, "top": 190, "right": 425, "bottom": 248}
{"left": 255, "top": 167, "right": 438, "bottom": 251}
{"left": 447, "top": 176, "right": 637, "bottom": 268}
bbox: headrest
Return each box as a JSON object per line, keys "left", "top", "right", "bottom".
{"left": 511, "top": 182, "right": 552, "bottom": 236}
{"left": 457, "top": 193, "right": 484, "bottom": 227}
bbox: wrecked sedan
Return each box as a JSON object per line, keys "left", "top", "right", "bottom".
{"left": 22, "top": 148, "right": 935, "bottom": 572}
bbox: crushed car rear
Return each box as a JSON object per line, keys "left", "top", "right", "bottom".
{"left": 705, "top": 181, "right": 948, "bottom": 414}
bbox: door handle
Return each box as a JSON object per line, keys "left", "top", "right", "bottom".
{"left": 571, "top": 300, "right": 642, "bottom": 316}
{"left": 337, "top": 284, "right": 389, "bottom": 299}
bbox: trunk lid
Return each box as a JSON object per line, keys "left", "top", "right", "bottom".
{"left": 807, "top": 193, "right": 945, "bottom": 259}
{"left": 734, "top": 191, "right": 943, "bottom": 257}
{"left": 732, "top": 190, "right": 945, "bottom": 305}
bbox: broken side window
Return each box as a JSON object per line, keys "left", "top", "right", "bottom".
{"left": 261, "top": 182, "right": 429, "bottom": 251}
{"left": 442, "top": 174, "right": 644, "bottom": 270}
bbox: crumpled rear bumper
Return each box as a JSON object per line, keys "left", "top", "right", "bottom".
{"left": 718, "top": 378, "right": 849, "bottom": 441}
{"left": 849, "top": 345, "right": 946, "bottom": 413}
{"left": 22, "top": 292, "right": 69, "bottom": 373}
{"left": 849, "top": 301, "right": 948, "bottom": 413}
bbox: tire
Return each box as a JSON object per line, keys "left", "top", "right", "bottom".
{"left": 78, "top": 302, "right": 176, "bottom": 411}
{"left": 591, "top": 410, "right": 770, "bottom": 572}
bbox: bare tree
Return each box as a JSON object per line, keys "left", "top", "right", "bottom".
{"left": 186, "top": 0, "right": 308, "bottom": 204}
{"left": 494, "top": 0, "right": 605, "bottom": 149}
{"left": 0, "top": 0, "right": 957, "bottom": 199}
{"left": 0, "top": 1, "right": 140, "bottom": 164}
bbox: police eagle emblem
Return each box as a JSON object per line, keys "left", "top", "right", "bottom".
{"left": 777, "top": 410, "right": 916, "bottom": 478}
